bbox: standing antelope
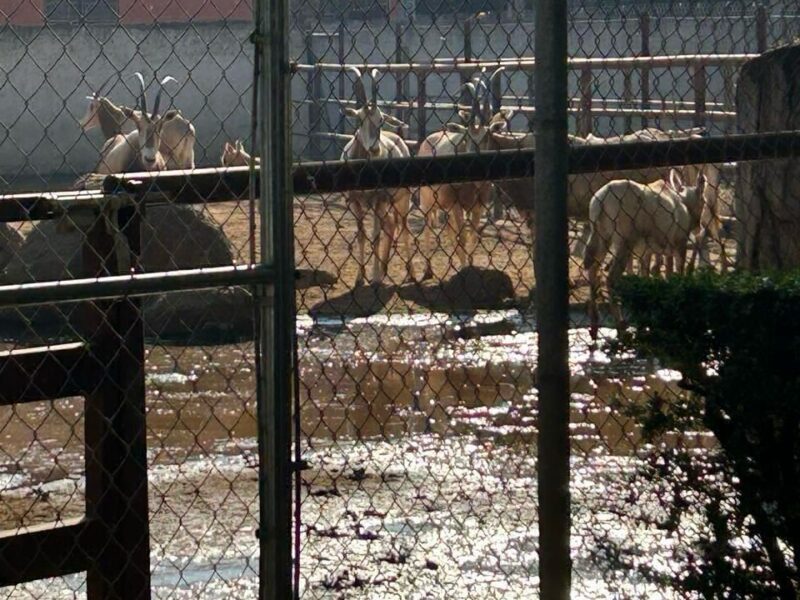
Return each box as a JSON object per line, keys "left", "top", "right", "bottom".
{"left": 221, "top": 140, "right": 260, "bottom": 167}
{"left": 583, "top": 169, "right": 707, "bottom": 341}
{"left": 341, "top": 67, "right": 416, "bottom": 286}
{"left": 80, "top": 75, "right": 196, "bottom": 170}
{"left": 416, "top": 67, "right": 506, "bottom": 280}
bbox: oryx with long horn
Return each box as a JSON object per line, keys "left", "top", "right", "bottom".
{"left": 340, "top": 66, "right": 416, "bottom": 286}
{"left": 415, "top": 67, "right": 507, "bottom": 280}
{"left": 81, "top": 72, "right": 196, "bottom": 172}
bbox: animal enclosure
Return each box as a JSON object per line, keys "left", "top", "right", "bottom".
{"left": 0, "top": 0, "right": 799, "bottom": 598}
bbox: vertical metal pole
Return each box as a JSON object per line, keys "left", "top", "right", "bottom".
{"left": 639, "top": 13, "right": 651, "bottom": 129}
{"left": 756, "top": 4, "right": 767, "bottom": 53}
{"left": 256, "top": 0, "right": 294, "bottom": 596}
{"left": 337, "top": 22, "right": 346, "bottom": 135}
{"left": 534, "top": 0, "right": 571, "bottom": 594}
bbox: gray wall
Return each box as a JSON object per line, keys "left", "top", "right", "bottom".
{"left": 1, "top": 8, "right": 799, "bottom": 185}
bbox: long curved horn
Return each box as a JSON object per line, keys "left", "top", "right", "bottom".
{"left": 345, "top": 66, "right": 366, "bottom": 108}
{"left": 133, "top": 72, "right": 147, "bottom": 114}
{"left": 460, "top": 81, "right": 479, "bottom": 124}
{"left": 370, "top": 68, "right": 380, "bottom": 106}
{"left": 94, "top": 72, "right": 116, "bottom": 98}
{"left": 488, "top": 66, "right": 505, "bottom": 115}
{"left": 152, "top": 75, "right": 177, "bottom": 118}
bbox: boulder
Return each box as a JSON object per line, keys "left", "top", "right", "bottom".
{"left": 0, "top": 205, "right": 251, "bottom": 343}
{"left": 736, "top": 44, "right": 800, "bottom": 269}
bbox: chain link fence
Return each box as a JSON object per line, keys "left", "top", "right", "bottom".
{"left": 1, "top": 0, "right": 799, "bottom": 597}
{"left": 0, "top": 2, "right": 267, "bottom": 598}
{"left": 290, "top": 0, "right": 800, "bottom": 597}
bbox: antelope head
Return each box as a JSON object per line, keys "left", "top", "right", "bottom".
{"left": 123, "top": 73, "right": 176, "bottom": 171}
{"left": 221, "top": 139, "right": 258, "bottom": 167}
{"left": 667, "top": 168, "right": 707, "bottom": 228}
{"left": 78, "top": 73, "right": 118, "bottom": 131}
{"left": 446, "top": 67, "right": 507, "bottom": 151}
{"left": 343, "top": 67, "right": 406, "bottom": 156}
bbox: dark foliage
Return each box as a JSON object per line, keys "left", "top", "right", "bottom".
{"left": 605, "top": 271, "right": 800, "bottom": 598}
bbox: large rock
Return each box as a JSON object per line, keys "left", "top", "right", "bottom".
{"left": 0, "top": 205, "right": 252, "bottom": 343}
{"left": 0, "top": 225, "right": 23, "bottom": 272}
{"left": 736, "top": 44, "right": 800, "bottom": 270}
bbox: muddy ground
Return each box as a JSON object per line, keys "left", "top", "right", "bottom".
{"left": 0, "top": 190, "right": 726, "bottom": 598}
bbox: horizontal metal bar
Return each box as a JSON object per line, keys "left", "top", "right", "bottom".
{"left": 292, "top": 53, "right": 758, "bottom": 74}
{"left": 0, "top": 342, "right": 90, "bottom": 405}
{"left": 291, "top": 130, "right": 800, "bottom": 194}
{"left": 0, "top": 264, "right": 275, "bottom": 308}
{"left": 5, "top": 132, "right": 799, "bottom": 215}
{"left": 0, "top": 518, "right": 100, "bottom": 586}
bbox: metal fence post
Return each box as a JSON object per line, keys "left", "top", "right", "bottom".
{"left": 306, "top": 30, "right": 322, "bottom": 160}
{"left": 756, "top": 4, "right": 768, "bottom": 53}
{"left": 639, "top": 12, "right": 651, "bottom": 128}
{"left": 535, "top": 0, "right": 571, "bottom": 595}
{"left": 256, "top": 0, "right": 294, "bottom": 595}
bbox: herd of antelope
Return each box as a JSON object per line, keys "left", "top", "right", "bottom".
{"left": 77, "top": 70, "right": 730, "bottom": 322}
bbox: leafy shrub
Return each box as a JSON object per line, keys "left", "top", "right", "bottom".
{"left": 604, "top": 271, "right": 800, "bottom": 598}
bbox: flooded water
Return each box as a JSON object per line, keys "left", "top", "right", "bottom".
{"left": 0, "top": 309, "right": 712, "bottom": 599}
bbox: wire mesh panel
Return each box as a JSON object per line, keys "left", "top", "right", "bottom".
{"left": 0, "top": 2, "right": 266, "bottom": 598}
{"left": 290, "top": 0, "right": 800, "bottom": 597}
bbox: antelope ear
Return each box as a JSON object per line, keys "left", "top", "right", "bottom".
{"left": 488, "top": 120, "right": 507, "bottom": 133}
{"left": 235, "top": 140, "right": 244, "bottom": 151}
{"left": 458, "top": 109, "right": 471, "bottom": 124}
{"left": 343, "top": 107, "right": 360, "bottom": 119}
{"left": 497, "top": 107, "right": 516, "bottom": 121}
{"left": 445, "top": 123, "right": 467, "bottom": 134}
{"left": 223, "top": 142, "right": 232, "bottom": 153}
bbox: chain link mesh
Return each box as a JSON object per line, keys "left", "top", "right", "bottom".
{"left": 1, "top": 0, "right": 799, "bottom": 597}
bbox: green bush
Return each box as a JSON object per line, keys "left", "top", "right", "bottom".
{"left": 606, "top": 271, "right": 800, "bottom": 598}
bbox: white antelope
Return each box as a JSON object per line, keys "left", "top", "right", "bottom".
{"left": 416, "top": 67, "right": 506, "bottom": 280}
{"left": 583, "top": 169, "right": 707, "bottom": 340}
{"left": 80, "top": 74, "right": 196, "bottom": 170}
{"left": 341, "top": 67, "right": 415, "bottom": 286}
{"left": 221, "top": 140, "right": 260, "bottom": 167}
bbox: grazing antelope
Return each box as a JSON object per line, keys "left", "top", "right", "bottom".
{"left": 80, "top": 75, "right": 196, "bottom": 170}
{"left": 341, "top": 67, "right": 416, "bottom": 286}
{"left": 484, "top": 110, "right": 721, "bottom": 274}
{"left": 416, "top": 67, "right": 506, "bottom": 280}
{"left": 221, "top": 140, "right": 260, "bottom": 167}
{"left": 584, "top": 169, "right": 706, "bottom": 341}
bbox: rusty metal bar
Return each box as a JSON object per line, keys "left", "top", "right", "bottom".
{"left": 292, "top": 53, "right": 758, "bottom": 73}
{"left": 0, "top": 264, "right": 275, "bottom": 308}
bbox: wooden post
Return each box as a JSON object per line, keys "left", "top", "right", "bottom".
{"left": 461, "top": 17, "right": 473, "bottom": 106}
{"left": 722, "top": 64, "right": 735, "bottom": 114}
{"left": 622, "top": 67, "right": 633, "bottom": 133}
{"left": 578, "top": 66, "right": 592, "bottom": 136}
{"left": 756, "top": 4, "right": 767, "bottom": 53}
{"left": 417, "top": 71, "right": 427, "bottom": 142}
{"left": 337, "top": 23, "right": 346, "bottom": 135}
{"left": 305, "top": 31, "right": 322, "bottom": 160}
{"left": 395, "top": 24, "right": 410, "bottom": 126}
{"left": 639, "top": 13, "right": 651, "bottom": 128}
{"left": 692, "top": 64, "right": 707, "bottom": 128}
{"left": 83, "top": 205, "right": 150, "bottom": 600}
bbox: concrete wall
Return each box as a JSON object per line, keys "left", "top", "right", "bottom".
{"left": 0, "top": 8, "right": 798, "bottom": 184}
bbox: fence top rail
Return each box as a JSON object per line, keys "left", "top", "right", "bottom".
{"left": 1, "top": 132, "right": 797, "bottom": 220}
{"left": 292, "top": 53, "right": 759, "bottom": 74}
